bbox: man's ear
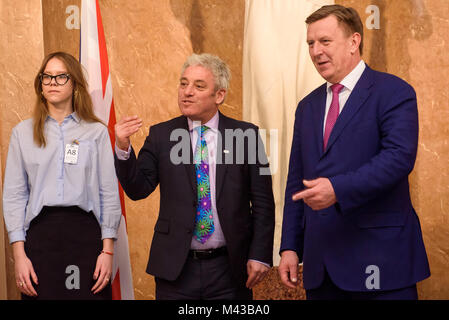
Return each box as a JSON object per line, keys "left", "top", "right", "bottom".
{"left": 350, "top": 32, "right": 362, "bottom": 55}
{"left": 215, "top": 88, "right": 226, "bottom": 105}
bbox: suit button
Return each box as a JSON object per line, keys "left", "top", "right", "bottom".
{"left": 187, "top": 229, "right": 192, "bottom": 234}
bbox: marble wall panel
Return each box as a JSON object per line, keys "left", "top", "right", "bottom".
{"left": 42, "top": 0, "right": 80, "bottom": 57}
{"left": 0, "top": 0, "right": 44, "bottom": 300}
{"left": 170, "top": 0, "right": 244, "bottom": 120}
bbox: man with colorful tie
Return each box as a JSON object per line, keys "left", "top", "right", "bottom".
{"left": 279, "top": 5, "right": 430, "bottom": 299}
{"left": 114, "top": 53, "right": 275, "bottom": 299}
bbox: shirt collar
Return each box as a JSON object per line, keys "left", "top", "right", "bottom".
{"left": 327, "top": 60, "right": 366, "bottom": 93}
{"left": 70, "top": 112, "right": 81, "bottom": 123}
{"left": 46, "top": 111, "right": 80, "bottom": 123}
{"left": 187, "top": 111, "right": 219, "bottom": 133}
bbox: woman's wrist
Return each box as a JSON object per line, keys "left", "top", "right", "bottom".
{"left": 102, "top": 238, "right": 114, "bottom": 254}
{"left": 11, "top": 241, "right": 27, "bottom": 260}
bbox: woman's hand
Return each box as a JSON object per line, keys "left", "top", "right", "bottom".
{"left": 12, "top": 241, "right": 38, "bottom": 297}
{"left": 91, "top": 239, "right": 114, "bottom": 294}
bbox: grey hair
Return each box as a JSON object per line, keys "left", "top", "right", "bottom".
{"left": 181, "top": 53, "right": 231, "bottom": 92}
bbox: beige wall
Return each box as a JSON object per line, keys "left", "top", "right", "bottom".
{"left": 0, "top": 0, "right": 44, "bottom": 300}
{"left": 1, "top": 0, "right": 448, "bottom": 300}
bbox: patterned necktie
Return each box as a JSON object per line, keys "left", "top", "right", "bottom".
{"left": 193, "top": 125, "right": 214, "bottom": 243}
{"left": 323, "top": 83, "right": 344, "bottom": 150}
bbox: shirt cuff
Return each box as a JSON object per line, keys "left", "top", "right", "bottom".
{"left": 248, "top": 259, "right": 271, "bottom": 268}
{"left": 101, "top": 227, "right": 118, "bottom": 240}
{"left": 8, "top": 229, "right": 26, "bottom": 244}
{"left": 115, "top": 144, "right": 131, "bottom": 160}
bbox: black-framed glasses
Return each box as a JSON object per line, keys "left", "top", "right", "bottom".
{"left": 39, "top": 73, "right": 71, "bottom": 85}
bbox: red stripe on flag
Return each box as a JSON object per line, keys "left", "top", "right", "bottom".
{"left": 111, "top": 270, "right": 122, "bottom": 300}
{"left": 95, "top": 0, "right": 109, "bottom": 97}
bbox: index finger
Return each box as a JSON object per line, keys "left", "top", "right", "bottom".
{"left": 292, "top": 188, "right": 313, "bottom": 201}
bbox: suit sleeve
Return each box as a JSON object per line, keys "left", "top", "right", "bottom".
{"left": 247, "top": 126, "right": 275, "bottom": 266}
{"left": 280, "top": 105, "right": 305, "bottom": 260}
{"left": 114, "top": 125, "right": 159, "bottom": 200}
{"left": 330, "top": 83, "right": 419, "bottom": 214}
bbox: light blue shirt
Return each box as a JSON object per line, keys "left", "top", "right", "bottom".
{"left": 2, "top": 113, "right": 122, "bottom": 243}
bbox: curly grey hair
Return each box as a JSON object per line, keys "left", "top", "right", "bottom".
{"left": 181, "top": 53, "right": 231, "bottom": 92}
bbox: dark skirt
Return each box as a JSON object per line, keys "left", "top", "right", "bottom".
{"left": 22, "top": 206, "right": 112, "bottom": 300}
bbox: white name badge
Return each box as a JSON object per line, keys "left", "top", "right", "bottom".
{"left": 64, "top": 144, "right": 79, "bottom": 164}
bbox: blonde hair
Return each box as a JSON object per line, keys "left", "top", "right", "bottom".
{"left": 33, "top": 52, "right": 103, "bottom": 147}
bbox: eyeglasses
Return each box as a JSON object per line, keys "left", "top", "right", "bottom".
{"left": 39, "top": 73, "right": 71, "bottom": 85}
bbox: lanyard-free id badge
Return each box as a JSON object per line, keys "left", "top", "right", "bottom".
{"left": 64, "top": 143, "right": 79, "bottom": 164}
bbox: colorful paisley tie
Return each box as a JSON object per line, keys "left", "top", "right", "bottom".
{"left": 193, "top": 125, "right": 214, "bottom": 243}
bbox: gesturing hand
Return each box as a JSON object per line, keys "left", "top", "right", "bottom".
{"left": 115, "top": 115, "right": 143, "bottom": 151}
{"left": 292, "top": 178, "right": 337, "bottom": 210}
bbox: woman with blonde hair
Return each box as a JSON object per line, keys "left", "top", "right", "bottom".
{"left": 2, "top": 51, "right": 121, "bottom": 300}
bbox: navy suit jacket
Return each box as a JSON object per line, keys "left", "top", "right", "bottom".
{"left": 281, "top": 66, "right": 430, "bottom": 291}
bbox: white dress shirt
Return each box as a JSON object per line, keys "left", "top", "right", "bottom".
{"left": 323, "top": 60, "right": 366, "bottom": 134}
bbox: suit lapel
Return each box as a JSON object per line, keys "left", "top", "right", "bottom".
{"left": 322, "top": 66, "right": 374, "bottom": 157}
{"left": 215, "top": 112, "right": 228, "bottom": 203}
{"left": 179, "top": 116, "right": 197, "bottom": 197}
{"left": 312, "top": 84, "right": 328, "bottom": 158}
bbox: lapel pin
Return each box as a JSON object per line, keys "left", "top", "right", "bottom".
{"left": 223, "top": 149, "right": 229, "bottom": 154}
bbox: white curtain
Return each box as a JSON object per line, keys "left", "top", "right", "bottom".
{"left": 243, "top": 0, "right": 333, "bottom": 265}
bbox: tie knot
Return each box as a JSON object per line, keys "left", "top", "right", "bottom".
{"left": 194, "top": 125, "right": 209, "bottom": 135}
{"left": 201, "top": 125, "right": 209, "bottom": 134}
{"left": 330, "top": 83, "right": 344, "bottom": 95}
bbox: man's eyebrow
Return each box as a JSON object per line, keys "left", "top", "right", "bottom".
{"left": 179, "top": 78, "right": 208, "bottom": 85}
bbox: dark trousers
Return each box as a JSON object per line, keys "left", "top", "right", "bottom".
{"left": 306, "top": 269, "right": 418, "bottom": 300}
{"left": 155, "top": 254, "right": 252, "bottom": 300}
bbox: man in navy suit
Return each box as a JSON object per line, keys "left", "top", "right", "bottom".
{"left": 279, "top": 5, "right": 430, "bottom": 299}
